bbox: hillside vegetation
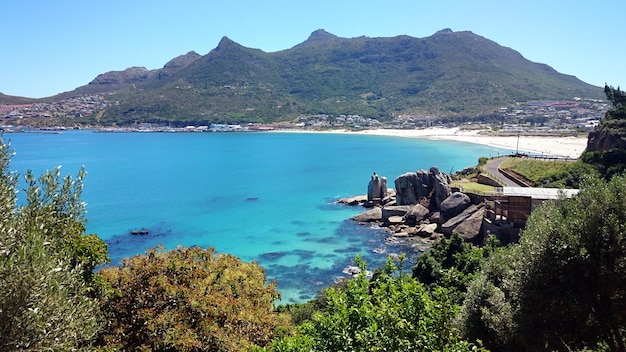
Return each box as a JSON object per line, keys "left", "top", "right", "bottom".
{"left": 45, "top": 29, "right": 604, "bottom": 126}
{"left": 499, "top": 158, "right": 599, "bottom": 188}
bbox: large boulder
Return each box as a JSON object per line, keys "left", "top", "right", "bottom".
{"left": 429, "top": 166, "right": 452, "bottom": 210}
{"left": 382, "top": 205, "right": 413, "bottom": 221}
{"left": 440, "top": 192, "right": 471, "bottom": 220}
{"left": 415, "top": 223, "right": 438, "bottom": 237}
{"left": 367, "top": 172, "right": 388, "bottom": 202}
{"left": 337, "top": 195, "right": 368, "bottom": 206}
{"left": 440, "top": 204, "right": 482, "bottom": 235}
{"left": 453, "top": 209, "right": 485, "bottom": 244}
{"left": 394, "top": 172, "right": 421, "bottom": 205}
{"left": 403, "top": 204, "right": 430, "bottom": 226}
{"left": 394, "top": 167, "right": 451, "bottom": 206}
{"left": 352, "top": 207, "right": 382, "bottom": 222}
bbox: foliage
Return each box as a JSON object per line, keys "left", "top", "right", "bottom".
{"left": 97, "top": 245, "right": 286, "bottom": 352}
{"left": 264, "top": 256, "right": 486, "bottom": 351}
{"left": 0, "top": 140, "right": 108, "bottom": 350}
{"left": 580, "top": 85, "right": 626, "bottom": 179}
{"left": 412, "top": 233, "right": 497, "bottom": 304}
{"left": 459, "top": 175, "right": 626, "bottom": 351}
{"left": 601, "top": 84, "right": 626, "bottom": 126}
{"left": 500, "top": 157, "right": 598, "bottom": 188}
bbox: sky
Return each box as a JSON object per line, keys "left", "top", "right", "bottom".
{"left": 2, "top": 0, "right": 624, "bottom": 98}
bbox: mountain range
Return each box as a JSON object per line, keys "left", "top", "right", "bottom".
{"left": 3, "top": 29, "right": 605, "bottom": 125}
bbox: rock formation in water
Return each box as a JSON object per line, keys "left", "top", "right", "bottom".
{"left": 339, "top": 167, "right": 486, "bottom": 248}
{"left": 394, "top": 167, "right": 451, "bottom": 209}
{"left": 367, "top": 172, "right": 388, "bottom": 202}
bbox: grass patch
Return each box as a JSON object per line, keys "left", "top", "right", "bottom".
{"left": 451, "top": 180, "right": 496, "bottom": 194}
{"left": 499, "top": 158, "right": 570, "bottom": 182}
{"left": 499, "top": 158, "right": 598, "bottom": 188}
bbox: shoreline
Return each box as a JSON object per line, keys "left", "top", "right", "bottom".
{"left": 275, "top": 127, "right": 588, "bottom": 159}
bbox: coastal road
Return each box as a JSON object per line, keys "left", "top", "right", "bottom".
{"left": 485, "top": 158, "right": 520, "bottom": 187}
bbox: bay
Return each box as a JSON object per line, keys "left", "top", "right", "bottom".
{"left": 5, "top": 130, "right": 510, "bottom": 302}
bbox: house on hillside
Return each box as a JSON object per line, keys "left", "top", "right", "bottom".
{"left": 483, "top": 187, "right": 579, "bottom": 244}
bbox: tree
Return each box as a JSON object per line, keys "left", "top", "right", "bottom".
{"left": 0, "top": 140, "right": 108, "bottom": 350}
{"left": 97, "top": 245, "right": 285, "bottom": 351}
{"left": 459, "top": 176, "right": 626, "bottom": 351}
{"left": 412, "top": 233, "right": 497, "bottom": 305}
{"left": 265, "top": 256, "right": 486, "bottom": 351}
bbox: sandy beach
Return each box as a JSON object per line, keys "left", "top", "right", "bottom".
{"left": 282, "top": 127, "right": 588, "bottom": 159}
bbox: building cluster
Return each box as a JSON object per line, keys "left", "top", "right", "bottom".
{"left": 0, "top": 95, "right": 108, "bottom": 119}
{"left": 497, "top": 98, "right": 608, "bottom": 130}
{"left": 376, "top": 98, "right": 609, "bottom": 132}
{"left": 296, "top": 114, "right": 382, "bottom": 129}
{"left": 0, "top": 94, "right": 609, "bottom": 134}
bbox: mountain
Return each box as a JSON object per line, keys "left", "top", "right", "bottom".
{"left": 18, "top": 29, "right": 608, "bottom": 125}
{"left": 0, "top": 92, "right": 39, "bottom": 105}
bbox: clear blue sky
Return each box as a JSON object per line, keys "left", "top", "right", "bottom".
{"left": 2, "top": 0, "right": 624, "bottom": 98}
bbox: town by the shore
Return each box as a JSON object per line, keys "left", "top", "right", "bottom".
{"left": 279, "top": 127, "right": 588, "bottom": 159}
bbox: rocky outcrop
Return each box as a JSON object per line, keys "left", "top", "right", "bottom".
{"left": 367, "top": 172, "right": 388, "bottom": 202}
{"left": 88, "top": 52, "right": 202, "bottom": 87}
{"left": 89, "top": 67, "right": 152, "bottom": 86}
{"left": 351, "top": 207, "right": 382, "bottom": 222}
{"left": 585, "top": 128, "right": 626, "bottom": 152}
{"left": 394, "top": 167, "right": 451, "bottom": 208}
{"left": 341, "top": 168, "right": 487, "bottom": 248}
{"left": 439, "top": 192, "right": 471, "bottom": 220}
{"left": 157, "top": 51, "right": 202, "bottom": 79}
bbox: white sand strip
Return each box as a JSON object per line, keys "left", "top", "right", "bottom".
{"left": 276, "top": 127, "right": 588, "bottom": 159}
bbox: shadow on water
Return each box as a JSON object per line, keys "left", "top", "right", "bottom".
{"left": 260, "top": 219, "right": 424, "bottom": 303}
{"left": 105, "top": 222, "right": 174, "bottom": 265}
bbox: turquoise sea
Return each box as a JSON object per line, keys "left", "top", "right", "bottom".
{"left": 5, "top": 130, "right": 510, "bottom": 302}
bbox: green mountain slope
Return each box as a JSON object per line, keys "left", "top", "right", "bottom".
{"left": 66, "top": 29, "right": 606, "bottom": 125}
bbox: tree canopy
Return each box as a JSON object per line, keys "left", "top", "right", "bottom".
{"left": 0, "top": 141, "right": 108, "bottom": 351}
{"left": 264, "top": 256, "right": 486, "bottom": 352}
{"left": 97, "top": 245, "right": 286, "bottom": 351}
{"left": 459, "top": 175, "right": 626, "bottom": 351}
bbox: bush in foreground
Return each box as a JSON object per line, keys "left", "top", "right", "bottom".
{"left": 97, "top": 246, "right": 287, "bottom": 351}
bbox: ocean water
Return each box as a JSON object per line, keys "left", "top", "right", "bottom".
{"left": 5, "top": 130, "right": 510, "bottom": 302}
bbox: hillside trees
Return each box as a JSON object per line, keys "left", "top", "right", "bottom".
{"left": 458, "top": 175, "right": 626, "bottom": 351}
{"left": 264, "top": 256, "right": 486, "bottom": 351}
{"left": 97, "top": 245, "right": 286, "bottom": 351}
{"left": 0, "top": 140, "right": 109, "bottom": 350}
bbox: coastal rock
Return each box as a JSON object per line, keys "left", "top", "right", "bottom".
{"left": 395, "top": 172, "right": 422, "bottom": 205}
{"left": 367, "top": 172, "right": 388, "bottom": 202}
{"left": 403, "top": 204, "right": 430, "bottom": 226}
{"left": 416, "top": 223, "right": 438, "bottom": 237}
{"left": 394, "top": 167, "right": 451, "bottom": 206}
{"left": 586, "top": 128, "right": 626, "bottom": 152}
{"left": 352, "top": 207, "right": 382, "bottom": 222}
{"left": 430, "top": 166, "right": 452, "bottom": 210}
{"left": 453, "top": 208, "right": 485, "bottom": 244}
{"left": 386, "top": 216, "right": 405, "bottom": 225}
{"left": 382, "top": 205, "right": 413, "bottom": 221}
{"left": 439, "top": 192, "right": 471, "bottom": 219}
{"left": 440, "top": 203, "right": 482, "bottom": 235}
{"left": 337, "top": 195, "right": 368, "bottom": 206}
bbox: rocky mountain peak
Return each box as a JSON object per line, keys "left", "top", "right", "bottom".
{"left": 89, "top": 66, "right": 151, "bottom": 86}
{"left": 163, "top": 51, "right": 201, "bottom": 69}
{"left": 295, "top": 29, "right": 341, "bottom": 48}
